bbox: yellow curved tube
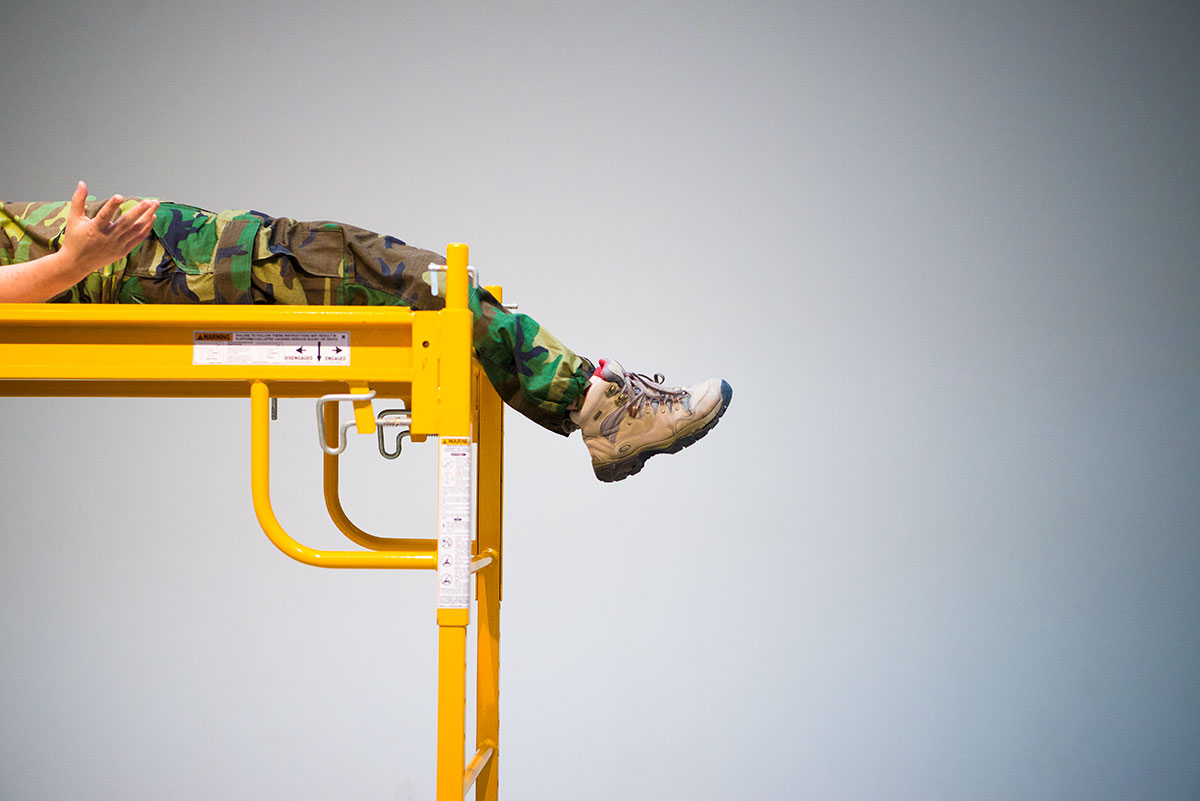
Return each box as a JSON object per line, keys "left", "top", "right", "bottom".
{"left": 250, "top": 380, "right": 435, "bottom": 569}
{"left": 322, "top": 401, "right": 437, "bottom": 553}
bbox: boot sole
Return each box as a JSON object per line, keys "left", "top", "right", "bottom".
{"left": 593, "top": 380, "right": 733, "bottom": 483}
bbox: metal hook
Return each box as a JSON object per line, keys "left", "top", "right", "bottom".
{"left": 375, "top": 408, "right": 412, "bottom": 460}
{"left": 315, "top": 390, "right": 378, "bottom": 456}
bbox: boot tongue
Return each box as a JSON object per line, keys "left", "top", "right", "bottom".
{"left": 598, "top": 358, "right": 626, "bottom": 386}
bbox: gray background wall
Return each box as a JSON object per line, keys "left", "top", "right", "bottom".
{"left": 2, "top": 2, "right": 1197, "bottom": 799}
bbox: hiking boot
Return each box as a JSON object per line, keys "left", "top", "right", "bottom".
{"left": 570, "top": 359, "right": 733, "bottom": 482}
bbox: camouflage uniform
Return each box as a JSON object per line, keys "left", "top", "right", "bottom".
{"left": 0, "top": 197, "right": 592, "bottom": 434}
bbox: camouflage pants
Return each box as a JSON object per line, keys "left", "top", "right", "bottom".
{"left": 0, "top": 198, "right": 592, "bottom": 434}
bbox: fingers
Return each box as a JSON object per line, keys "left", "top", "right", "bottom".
{"left": 67, "top": 181, "right": 88, "bottom": 226}
{"left": 121, "top": 200, "right": 158, "bottom": 247}
{"left": 94, "top": 196, "right": 157, "bottom": 238}
{"left": 93, "top": 194, "right": 124, "bottom": 227}
{"left": 70, "top": 185, "right": 156, "bottom": 236}
{"left": 112, "top": 200, "right": 159, "bottom": 249}
{"left": 113, "top": 198, "right": 157, "bottom": 231}
{"left": 61, "top": 186, "right": 157, "bottom": 263}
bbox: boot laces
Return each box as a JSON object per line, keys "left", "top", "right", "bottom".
{"left": 624, "top": 371, "right": 690, "bottom": 416}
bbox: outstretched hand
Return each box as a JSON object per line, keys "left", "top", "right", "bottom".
{"left": 0, "top": 182, "right": 160, "bottom": 303}
{"left": 60, "top": 181, "right": 159, "bottom": 273}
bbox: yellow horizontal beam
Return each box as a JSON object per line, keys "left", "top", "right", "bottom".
{"left": 0, "top": 303, "right": 417, "bottom": 386}
{"left": 0, "top": 303, "right": 415, "bottom": 327}
{"left": 0, "top": 304, "right": 443, "bottom": 437}
{"left": 0, "top": 379, "right": 413, "bottom": 399}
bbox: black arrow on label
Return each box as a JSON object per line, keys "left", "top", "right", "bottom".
{"left": 317, "top": 340, "right": 322, "bottom": 361}
{"left": 295, "top": 346, "right": 305, "bottom": 354}
{"left": 333, "top": 346, "right": 343, "bottom": 354}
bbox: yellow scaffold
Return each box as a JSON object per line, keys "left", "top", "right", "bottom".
{"left": 0, "top": 244, "right": 503, "bottom": 801}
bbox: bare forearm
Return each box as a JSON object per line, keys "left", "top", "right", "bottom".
{"left": 0, "top": 251, "right": 97, "bottom": 303}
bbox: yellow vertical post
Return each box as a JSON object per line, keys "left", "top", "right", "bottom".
{"left": 474, "top": 289, "right": 504, "bottom": 801}
{"left": 436, "top": 242, "right": 474, "bottom": 801}
{"left": 441, "top": 242, "right": 471, "bottom": 429}
{"left": 436, "top": 624, "right": 468, "bottom": 799}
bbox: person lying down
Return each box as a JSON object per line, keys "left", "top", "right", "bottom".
{"left": 0, "top": 182, "right": 732, "bottom": 482}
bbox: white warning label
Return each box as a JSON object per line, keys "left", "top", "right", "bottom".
{"left": 437, "top": 437, "right": 475, "bottom": 609}
{"left": 192, "top": 331, "right": 350, "bottom": 366}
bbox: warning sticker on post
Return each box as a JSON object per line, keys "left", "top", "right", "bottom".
{"left": 437, "top": 437, "right": 474, "bottom": 609}
{"left": 193, "top": 331, "right": 350, "bottom": 366}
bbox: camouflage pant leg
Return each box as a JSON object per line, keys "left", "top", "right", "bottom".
{"left": 2, "top": 198, "right": 591, "bottom": 434}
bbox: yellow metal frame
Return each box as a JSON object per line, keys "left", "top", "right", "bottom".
{"left": 0, "top": 244, "right": 503, "bottom": 800}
